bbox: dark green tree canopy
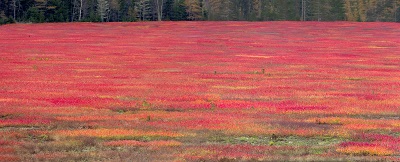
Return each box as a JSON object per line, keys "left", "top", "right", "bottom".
{"left": 0, "top": 0, "right": 399, "bottom": 24}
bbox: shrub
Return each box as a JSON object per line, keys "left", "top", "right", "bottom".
{"left": 0, "top": 17, "right": 15, "bottom": 25}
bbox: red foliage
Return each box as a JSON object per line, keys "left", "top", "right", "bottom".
{"left": 182, "top": 144, "right": 273, "bottom": 160}
{"left": 0, "top": 22, "right": 399, "bottom": 160}
{"left": 0, "top": 155, "right": 20, "bottom": 162}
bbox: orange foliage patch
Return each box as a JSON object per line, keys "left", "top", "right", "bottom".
{"left": 56, "top": 128, "right": 184, "bottom": 138}
{"left": 344, "top": 123, "right": 391, "bottom": 131}
{"left": 336, "top": 145, "right": 394, "bottom": 156}
{"left": 56, "top": 110, "right": 195, "bottom": 122}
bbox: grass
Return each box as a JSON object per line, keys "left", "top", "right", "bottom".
{"left": 208, "top": 134, "right": 344, "bottom": 147}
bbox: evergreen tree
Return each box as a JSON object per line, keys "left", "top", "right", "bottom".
{"left": 329, "top": 0, "right": 345, "bottom": 21}
{"left": 170, "top": 0, "right": 187, "bottom": 20}
{"left": 45, "top": 0, "right": 69, "bottom": 22}
{"left": 25, "top": 6, "right": 44, "bottom": 22}
{"left": 119, "top": 0, "right": 136, "bottom": 21}
{"left": 162, "top": 0, "right": 173, "bottom": 20}
{"left": 0, "top": 0, "right": 399, "bottom": 24}
{"left": 135, "top": 0, "right": 151, "bottom": 21}
{"left": 98, "top": 0, "right": 110, "bottom": 21}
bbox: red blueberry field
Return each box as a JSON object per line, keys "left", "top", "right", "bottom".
{"left": 0, "top": 22, "right": 399, "bottom": 161}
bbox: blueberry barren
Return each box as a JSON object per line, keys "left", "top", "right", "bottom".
{"left": 0, "top": 22, "right": 399, "bottom": 161}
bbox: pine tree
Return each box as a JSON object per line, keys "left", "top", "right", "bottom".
{"left": 329, "top": 0, "right": 345, "bottom": 21}
{"left": 135, "top": 0, "right": 151, "bottom": 21}
{"left": 98, "top": 0, "right": 110, "bottom": 21}
{"left": 119, "top": 0, "right": 136, "bottom": 21}
{"left": 251, "top": 0, "right": 261, "bottom": 20}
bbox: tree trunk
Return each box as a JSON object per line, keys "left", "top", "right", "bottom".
{"left": 394, "top": 0, "right": 397, "bottom": 22}
{"left": 301, "top": 0, "right": 306, "bottom": 21}
{"left": 79, "top": 0, "right": 82, "bottom": 21}
{"left": 13, "top": 0, "right": 16, "bottom": 20}
{"left": 72, "top": 0, "right": 76, "bottom": 22}
{"left": 156, "top": 0, "right": 163, "bottom": 21}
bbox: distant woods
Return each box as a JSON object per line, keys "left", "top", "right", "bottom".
{"left": 0, "top": 0, "right": 399, "bottom": 24}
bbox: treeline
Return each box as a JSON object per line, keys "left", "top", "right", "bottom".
{"left": 1, "top": 0, "right": 399, "bottom": 24}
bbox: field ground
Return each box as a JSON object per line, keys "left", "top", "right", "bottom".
{"left": 0, "top": 22, "right": 399, "bottom": 161}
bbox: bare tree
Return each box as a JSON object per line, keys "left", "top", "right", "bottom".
{"left": 301, "top": 0, "right": 306, "bottom": 21}
{"left": 394, "top": 0, "right": 398, "bottom": 22}
{"left": 13, "top": 0, "right": 16, "bottom": 20}
{"left": 155, "top": 0, "right": 163, "bottom": 21}
{"left": 185, "top": 0, "right": 203, "bottom": 20}
{"left": 79, "top": 0, "right": 83, "bottom": 21}
{"left": 72, "top": 0, "right": 83, "bottom": 21}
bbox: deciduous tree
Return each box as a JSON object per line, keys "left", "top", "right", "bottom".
{"left": 185, "top": 0, "right": 202, "bottom": 20}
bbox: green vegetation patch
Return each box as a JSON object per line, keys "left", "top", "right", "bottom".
{"left": 208, "top": 134, "right": 344, "bottom": 147}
